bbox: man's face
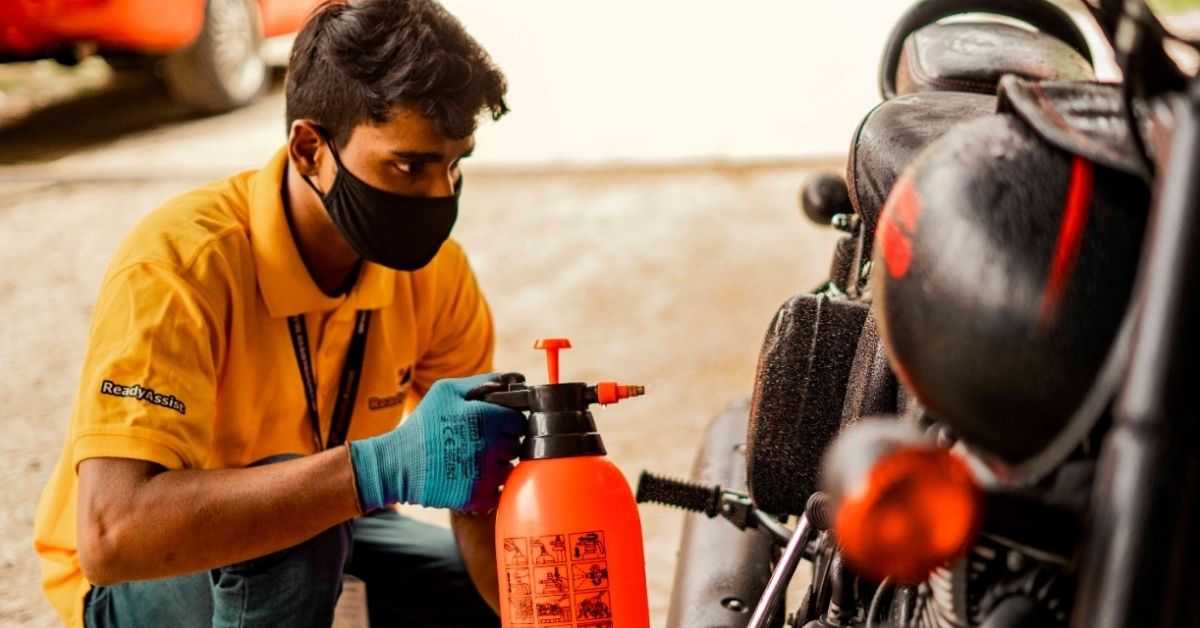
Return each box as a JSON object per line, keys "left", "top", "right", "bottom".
{"left": 314, "top": 106, "right": 475, "bottom": 198}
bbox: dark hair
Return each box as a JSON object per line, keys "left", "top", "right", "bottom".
{"left": 286, "top": 0, "right": 508, "bottom": 145}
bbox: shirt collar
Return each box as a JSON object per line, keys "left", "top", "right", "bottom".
{"left": 248, "top": 147, "right": 396, "bottom": 318}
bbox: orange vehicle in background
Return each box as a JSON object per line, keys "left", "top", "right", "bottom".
{"left": 0, "top": 0, "right": 321, "bottom": 113}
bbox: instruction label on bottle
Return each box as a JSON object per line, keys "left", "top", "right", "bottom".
{"left": 503, "top": 530, "right": 613, "bottom": 626}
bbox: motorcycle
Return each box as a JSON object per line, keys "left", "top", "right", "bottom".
{"left": 638, "top": 0, "right": 1198, "bottom": 625}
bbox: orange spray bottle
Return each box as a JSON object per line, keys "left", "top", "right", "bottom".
{"left": 488, "top": 339, "right": 650, "bottom": 628}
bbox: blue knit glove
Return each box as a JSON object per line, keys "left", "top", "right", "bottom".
{"left": 348, "top": 372, "right": 526, "bottom": 512}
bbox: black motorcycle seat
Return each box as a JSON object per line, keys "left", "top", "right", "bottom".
{"left": 896, "top": 22, "right": 1095, "bottom": 96}
{"left": 847, "top": 91, "right": 995, "bottom": 252}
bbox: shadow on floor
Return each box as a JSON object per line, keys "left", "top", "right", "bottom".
{"left": 0, "top": 69, "right": 284, "bottom": 165}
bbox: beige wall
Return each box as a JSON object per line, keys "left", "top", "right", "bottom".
{"left": 442, "top": 0, "right": 912, "bottom": 167}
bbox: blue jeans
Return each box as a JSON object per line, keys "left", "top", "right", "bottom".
{"left": 82, "top": 457, "right": 498, "bottom": 628}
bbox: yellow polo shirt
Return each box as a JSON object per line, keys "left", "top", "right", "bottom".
{"left": 33, "top": 147, "right": 494, "bottom": 627}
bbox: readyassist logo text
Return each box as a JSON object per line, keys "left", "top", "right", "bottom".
{"left": 100, "top": 380, "right": 187, "bottom": 415}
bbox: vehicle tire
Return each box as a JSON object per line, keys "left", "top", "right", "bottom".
{"left": 162, "top": 0, "right": 266, "bottom": 114}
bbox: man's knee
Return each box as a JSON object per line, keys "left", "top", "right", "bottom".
{"left": 208, "top": 453, "right": 353, "bottom": 626}
{"left": 349, "top": 511, "right": 499, "bottom": 628}
{"left": 216, "top": 518, "right": 350, "bottom": 582}
{"left": 218, "top": 452, "right": 351, "bottom": 585}
{"left": 209, "top": 520, "right": 352, "bottom": 627}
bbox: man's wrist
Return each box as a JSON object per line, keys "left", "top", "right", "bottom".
{"left": 347, "top": 426, "right": 419, "bottom": 511}
{"left": 347, "top": 437, "right": 390, "bottom": 511}
{"left": 341, "top": 444, "right": 365, "bottom": 516}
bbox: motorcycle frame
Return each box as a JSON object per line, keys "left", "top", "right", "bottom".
{"left": 1064, "top": 1, "right": 1200, "bottom": 625}
{"left": 1071, "top": 77, "right": 1200, "bottom": 628}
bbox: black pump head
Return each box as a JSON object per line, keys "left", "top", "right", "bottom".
{"left": 484, "top": 382, "right": 611, "bottom": 460}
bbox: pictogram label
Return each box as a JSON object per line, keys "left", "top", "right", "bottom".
{"left": 508, "top": 595, "right": 535, "bottom": 625}
{"left": 570, "top": 531, "right": 606, "bottom": 561}
{"left": 504, "top": 537, "right": 530, "bottom": 566}
{"left": 532, "top": 534, "right": 569, "bottom": 564}
{"left": 536, "top": 566, "right": 570, "bottom": 595}
{"left": 504, "top": 530, "right": 613, "bottom": 626}
{"left": 571, "top": 562, "right": 608, "bottom": 592}
{"left": 504, "top": 537, "right": 534, "bottom": 624}
{"left": 576, "top": 590, "right": 612, "bottom": 621}
{"left": 507, "top": 568, "right": 532, "bottom": 595}
{"left": 535, "top": 594, "right": 572, "bottom": 624}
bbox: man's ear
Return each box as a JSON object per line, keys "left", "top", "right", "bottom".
{"left": 288, "top": 120, "right": 326, "bottom": 178}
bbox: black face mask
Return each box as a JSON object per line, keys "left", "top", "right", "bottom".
{"left": 303, "top": 139, "right": 460, "bottom": 272}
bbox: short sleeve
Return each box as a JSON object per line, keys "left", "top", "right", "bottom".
{"left": 412, "top": 249, "right": 495, "bottom": 396}
{"left": 71, "top": 262, "right": 223, "bottom": 471}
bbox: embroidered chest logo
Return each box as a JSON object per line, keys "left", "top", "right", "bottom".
{"left": 100, "top": 380, "right": 187, "bottom": 415}
{"left": 368, "top": 365, "right": 413, "bottom": 411}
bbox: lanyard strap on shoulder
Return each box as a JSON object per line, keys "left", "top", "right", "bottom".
{"left": 287, "top": 310, "right": 372, "bottom": 451}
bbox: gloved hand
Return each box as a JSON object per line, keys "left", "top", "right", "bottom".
{"left": 348, "top": 372, "right": 526, "bottom": 513}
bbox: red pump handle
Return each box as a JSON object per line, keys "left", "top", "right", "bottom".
{"left": 533, "top": 338, "right": 572, "bottom": 384}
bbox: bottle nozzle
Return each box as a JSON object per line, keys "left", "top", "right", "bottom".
{"left": 595, "top": 382, "right": 645, "bottom": 405}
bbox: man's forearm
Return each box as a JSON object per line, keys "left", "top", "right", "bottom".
{"left": 77, "top": 447, "right": 361, "bottom": 585}
{"left": 451, "top": 511, "right": 501, "bottom": 613}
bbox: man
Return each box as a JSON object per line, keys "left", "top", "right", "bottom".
{"left": 33, "top": 1, "right": 523, "bottom": 626}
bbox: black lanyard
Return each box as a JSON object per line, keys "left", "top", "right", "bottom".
{"left": 287, "top": 310, "right": 372, "bottom": 451}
